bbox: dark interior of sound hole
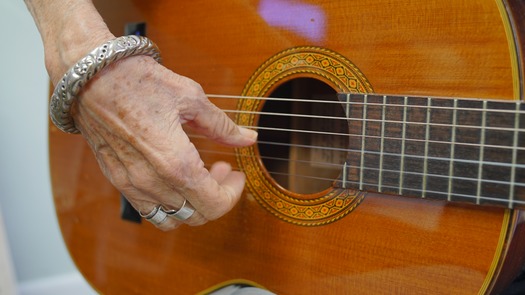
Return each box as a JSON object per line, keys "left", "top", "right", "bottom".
{"left": 258, "top": 78, "right": 349, "bottom": 195}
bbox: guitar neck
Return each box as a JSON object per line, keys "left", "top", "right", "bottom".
{"left": 336, "top": 93, "right": 525, "bottom": 209}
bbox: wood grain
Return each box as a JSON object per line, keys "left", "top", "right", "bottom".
{"left": 49, "top": 0, "right": 525, "bottom": 294}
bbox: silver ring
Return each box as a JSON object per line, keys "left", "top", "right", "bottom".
{"left": 139, "top": 205, "right": 168, "bottom": 226}
{"left": 162, "top": 199, "right": 195, "bottom": 221}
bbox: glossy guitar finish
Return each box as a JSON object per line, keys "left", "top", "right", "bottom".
{"left": 50, "top": 0, "right": 525, "bottom": 294}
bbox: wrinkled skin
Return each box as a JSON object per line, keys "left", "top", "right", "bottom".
{"left": 25, "top": 0, "right": 257, "bottom": 231}
{"left": 75, "top": 56, "right": 257, "bottom": 230}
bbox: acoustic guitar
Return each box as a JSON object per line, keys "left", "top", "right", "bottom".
{"left": 50, "top": 0, "right": 525, "bottom": 294}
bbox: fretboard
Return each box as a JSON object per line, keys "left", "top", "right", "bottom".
{"left": 335, "top": 93, "right": 525, "bottom": 209}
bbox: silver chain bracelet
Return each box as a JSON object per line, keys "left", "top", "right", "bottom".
{"left": 49, "top": 35, "right": 162, "bottom": 134}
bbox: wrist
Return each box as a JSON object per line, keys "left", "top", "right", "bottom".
{"left": 47, "top": 8, "right": 115, "bottom": 84}
{"left": 25, "top": 0, "right": 115, "bottom": 83}
{"left": 50, "top": 36, "right": 162, "bottom": 134}
{"left": 50, "top": 27, "right": 115, "bottom": 84}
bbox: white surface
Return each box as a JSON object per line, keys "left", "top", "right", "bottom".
{"left": 0, "top": 0, "right": 90, "bottom": 291}
{"left": 18, "top": 272, "right": 97, "bottom": 295}
{"left": 0, "top": 206, "right": 16, "bottom": 295}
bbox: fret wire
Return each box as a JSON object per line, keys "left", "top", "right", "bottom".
{"left": 345, "top": 93, "right": 351, "bottom": 118}
{"left": 342, "top": 161, "right": 348, "bottom": 189}
{"left": 422, "top": 98, "right": 432, "bottom": 198}
{"left": 343, "top": 93, "right": 351, "bottom": 189}
{"left": 378, "top": 95, "right": 387, "bottom": 193}
{"left": 447, "top": 99, "right": 458, "bottom": 202}
{"left": 509, "top": 102, "right": 520, "bottom": 208}
{"left": 476, "top": 101, "right": 487, "bottom": 205}
{"left": 359, "top": 94, "right": 368, "bottom": 190}
{"left": 399, "top": 96, "right": 408, "bottom": 195}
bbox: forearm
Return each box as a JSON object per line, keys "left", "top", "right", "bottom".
{"left": 24, "top": 0, "right": 114, "bottom": 84}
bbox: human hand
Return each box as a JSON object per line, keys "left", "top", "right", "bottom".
{"left": 72, "top": 55, "right": 257, "bottom": 231}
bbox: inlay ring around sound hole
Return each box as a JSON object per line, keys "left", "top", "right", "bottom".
{"left": 236, "top": 46, "right": 374, "bottom": 226}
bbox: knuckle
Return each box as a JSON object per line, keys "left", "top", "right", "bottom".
{"left": 183, "top": 77, "right": 205, "bottom": 97}
{"left": 173, "top": 75, "right": 206, "bottom": 101}
{"left": 175, "top": 78, "right": 208, "bottom": 114}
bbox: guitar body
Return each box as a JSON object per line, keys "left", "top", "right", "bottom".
{"left": 50, "top": 0, "right": 525, "bottom": 294}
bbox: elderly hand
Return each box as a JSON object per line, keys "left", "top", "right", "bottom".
{"left": 75, "top": 56, "right": 257, "bottom": 230}
{"left": 25, "top": 0, "right": 257, "bottom": 231}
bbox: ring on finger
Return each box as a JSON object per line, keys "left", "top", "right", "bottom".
{"left": 139, "top": 205, "right": 168, "bottom": 226}
{"left": 162, "top": 199, "right": 195, "bottom": 221}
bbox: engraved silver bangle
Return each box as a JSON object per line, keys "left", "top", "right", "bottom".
{"left": 49, "top": 35, "right": 162, "bottom": 134}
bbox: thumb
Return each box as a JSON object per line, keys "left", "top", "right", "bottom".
{"left": 187, "top": 99, "right": 257, "bottom": 147}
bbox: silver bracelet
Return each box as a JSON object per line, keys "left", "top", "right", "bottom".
{"left": 50, "top": 35, "right": 162, "bottom": 134}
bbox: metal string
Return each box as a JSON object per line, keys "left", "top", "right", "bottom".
{"left": 197, "top": 148, "right": 525, "bottom": 207}
{"left": 193, "top": 93, "right": 524, "bottom": 206}
{"left": 196, "top": 145, "right": 525, "bottom": 187}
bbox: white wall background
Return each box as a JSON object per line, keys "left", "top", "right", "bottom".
{"left": 0, "top": 1, "right": 95, "bottom": 294}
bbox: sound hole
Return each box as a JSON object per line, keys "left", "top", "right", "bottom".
{"left": 258, "top": 78, "right": 349, "bottom": 195}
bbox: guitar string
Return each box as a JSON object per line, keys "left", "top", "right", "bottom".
{"left": 208, "top": 93, "right": 525, "bottom": 115}
{"left": 206, "top": 93, "right": 523, "bottom": 113}
{"left": 223, "top": 109, "right": 525, "bottom": 134}
{"left": 195, "top": 94, "right": 525, "bottom": 205}
{"left": 189, "top": 119, "right": 525, "bottom": 181}
{"left": 221, "top": 120, "right": 525, "bottom": 161}
{"left": 196, "top": 146, "right": 525, "bottom": 188}
{"left": 190, "top": 102, "right": 525, "bottom": 183}
{"left": 235, "top": 124, "right": 525, "bottom": 152}
{"left": 211, "top": 95, "right": 525, "bottom": 145}
{"left": 197, "top": 151, "right": 525, "bottom": 207}
{"left": 190, "top": 131, "right": 525, "bottom": 168}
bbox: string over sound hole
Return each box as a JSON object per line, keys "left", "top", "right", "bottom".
{"left": 258, "top": 78, "right": 349, "bottom": 195}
